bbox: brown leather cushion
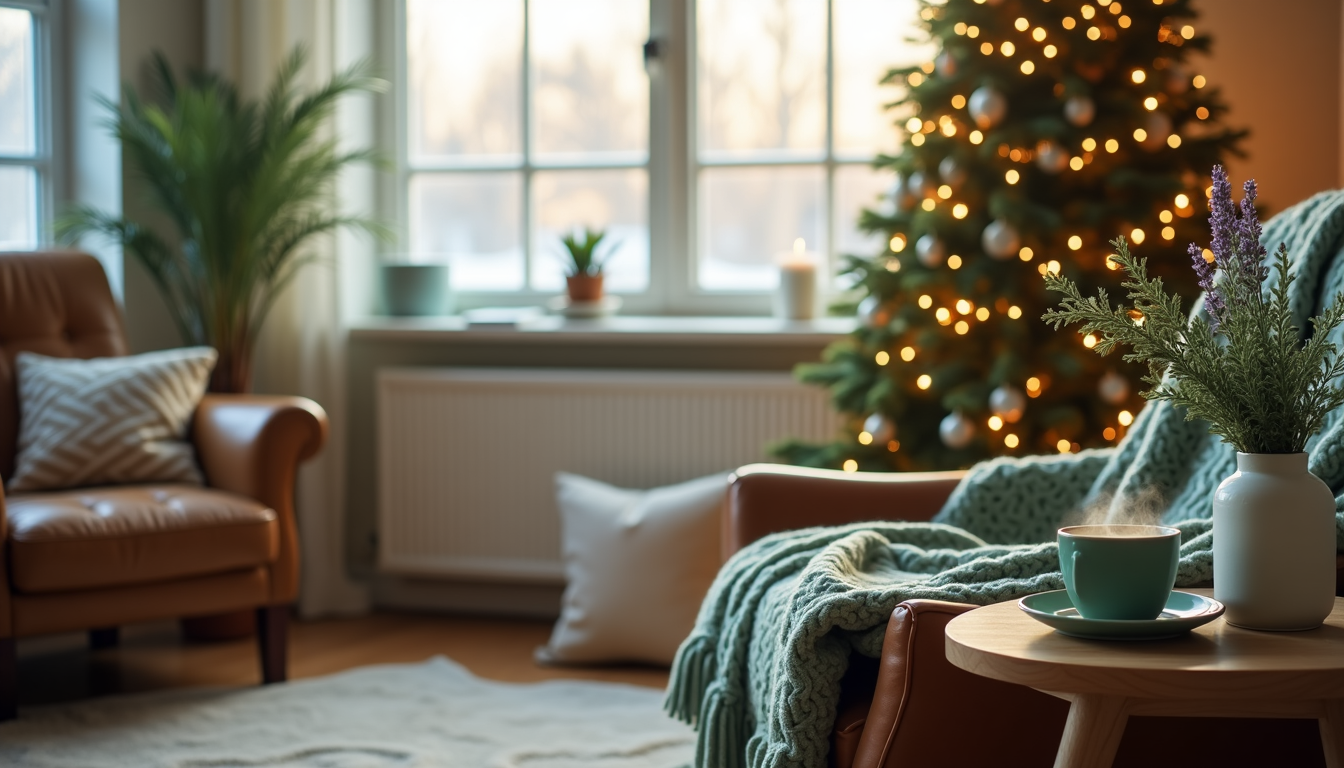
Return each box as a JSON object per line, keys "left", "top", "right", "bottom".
{"left": 6, "top": 485, "right": 278, "bottom": 593}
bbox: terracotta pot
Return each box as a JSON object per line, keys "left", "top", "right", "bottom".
{"left": 566, "top": 273, "right": 604, "bottom": 303}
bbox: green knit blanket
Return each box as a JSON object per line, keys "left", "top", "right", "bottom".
{"left": 665, "top": 190, "right": 1344, "bottom": 768}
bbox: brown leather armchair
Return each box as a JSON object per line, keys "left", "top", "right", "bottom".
{"left": 728, "top": 463, "right": 1343, "bottom": 768}
{"left": 0, "top": 251, "right": 328, "bottom": 720}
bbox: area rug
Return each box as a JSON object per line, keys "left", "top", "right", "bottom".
{"left": 0, "top": 657, "right": 693, "bottom": 768}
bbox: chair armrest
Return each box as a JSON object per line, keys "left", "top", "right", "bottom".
{"left": 850, "top": 600, "right": 1068, "bottom": 768}
{"left": 193, "top": 394, "right": 329, "bottom": 604}
{"left": 725, "top": 464, "right": 966, "bottom": 559}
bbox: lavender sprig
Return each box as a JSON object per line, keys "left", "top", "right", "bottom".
{"left": 1190, "top": 165, "right": 1272, "bottom": 328}
{"left": 1236, "top": 179, "right": 1269, "bottom": 290}
{"left": 1207, "top": 165, "right": 1236, "bottom": 269}
{"left": 1189, "top": 242, "right": 1225, "bottom": 330}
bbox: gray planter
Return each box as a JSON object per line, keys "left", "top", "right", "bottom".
{"left": 381, "top": 264, "right": 451, "bottom": 316}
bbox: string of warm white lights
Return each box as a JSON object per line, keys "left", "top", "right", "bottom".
{"left": 777, "top": 0, "right": 1245, "bottom": 474}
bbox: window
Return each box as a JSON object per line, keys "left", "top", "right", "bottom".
{"left": 397, "top": 0, "right": 927, "bottom": 313}
{"left": 0, "top": 1, "right": 51, "bottom": 249}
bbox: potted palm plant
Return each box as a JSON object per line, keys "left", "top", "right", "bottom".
{"left": 560, "top": 227, "right": 609, "bottom": 303}
{"left": 58, "top": 48, "right": 385, "bottom": 393}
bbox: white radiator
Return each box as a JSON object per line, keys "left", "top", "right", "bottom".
{"left": 377, "top": 367, "right": 838, "bottom": 583}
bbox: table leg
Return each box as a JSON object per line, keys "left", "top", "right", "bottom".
{"left": 1054, "top": 694, "right": 1129, "bottom": 768}
{"left": 1322, "top": 699, "right": 1344, "bottom": 768}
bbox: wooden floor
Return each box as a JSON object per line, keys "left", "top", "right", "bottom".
{"left": 15, "top": 611, "right": 671, "bottom": 708}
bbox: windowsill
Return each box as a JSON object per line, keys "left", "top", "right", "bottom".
{"left": 347, "top": 314, "right": 857, "bottom": 345}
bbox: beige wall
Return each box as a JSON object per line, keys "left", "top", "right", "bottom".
{"left": 1197, "top": 0, "right": 1341, "bottom": 210}
{"left": 118, "top": 0, "right": 205, "bottom": 353}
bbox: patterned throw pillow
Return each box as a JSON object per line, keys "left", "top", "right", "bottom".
{"left": 8, "top": 347, "right": 218, "bottom": 492}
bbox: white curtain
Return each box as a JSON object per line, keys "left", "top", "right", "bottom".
{"left": 204, "top": 0, "right": 379, "bottom": 616}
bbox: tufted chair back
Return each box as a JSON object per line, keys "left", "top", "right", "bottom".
{"left": 0, "top": 252, "right": 127, "bottom": 480}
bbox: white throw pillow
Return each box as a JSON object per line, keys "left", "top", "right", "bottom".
{"left": 539, "top": 471, "right": 728, "bottom": 666}
{"left": 8, "top": 347, "right": 217, "bottom": 492}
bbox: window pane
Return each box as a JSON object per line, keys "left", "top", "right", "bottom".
{"left": 698, "top": 0, "right": 825, "bottom": 160}
{"left": 531, "top": 0, "right": 647, "bottom": 163}
{"left": 0, "top": 8, "right": 34, "bottom": 156}
{"left": 407, "top": 1, "right": 522, "bottom": 163}
{"left": 410, "top": 173, "right": 523, "bottom": 291}
{"left": 699, "top": 165, "right": 824, "bottom": 291}
{"left": 834, "top": 164, "right": 891, "bottom": 286}
{"left": 0, "top": 166, "right": 35, "bottom": 248}
{"left": 532, "top": 169, "right": 648, "bottom": 293}
{"left": 834, "top": 0, "right": 930, "bottom": 158}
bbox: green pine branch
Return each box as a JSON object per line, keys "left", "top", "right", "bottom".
{"left": 1043, "top": 236, "right": 1344, "bottom": 453}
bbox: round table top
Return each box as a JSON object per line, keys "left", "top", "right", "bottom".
{"left": 945, "top": 589, "right": 1344, "bottom": 700}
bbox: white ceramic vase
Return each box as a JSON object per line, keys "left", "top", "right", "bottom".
{"left": 1213, "top": 452, "right": 1337, "bottom": 630}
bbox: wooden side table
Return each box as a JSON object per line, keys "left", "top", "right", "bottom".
{"left": 945, "top": 589, "right": 1344, "bottom": 768}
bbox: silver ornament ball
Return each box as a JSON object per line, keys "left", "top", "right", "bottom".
{"left": 938, "top": 155, "right": 968, "bottom": 189}
{"left": 916, "top": 234, "right": 947, "bottom": 268}
{"left": 1166, "top": 64, "right": 1189, "bottom": 95}
{"left": 1036, "top": 141, "right": 1069, "bottom": 174}
{"left": 968, "top": 86, "right": 1008, "bottom": 129}
{"left": 1098, "top": 371, "right": 1130, "bottom": 405}
{"left": 939, "top": 411, "right": 976, "bottom": 449}
{"left": 857, "top": 295, "right": 891, "bottom": 329}
{"left": 890, "top": 175, "right": 915, "bottom": 212}
{"left": 981, "top": 219, "right": 1021, "bottom": 260}
{"left": 907, "top": 171, "right": 931, "bottom": 200}
{"left": 936, "top": 51, "right": 957, "bottom": 78}
{"left": 863, "top": 412, "right": 896, "bottom": 444}
{"left": 1142, "top": 111, "right": 1173, "bottom": 150}
{"left": 989, "top": 384, "right": 1027, "bottom": 423}
{"left": 1063, "top": 95, "right": 1095, "bottom": 127}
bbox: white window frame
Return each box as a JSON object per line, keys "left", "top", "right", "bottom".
{"left": 392, "top": 0, "right": 885, "bottom": 316}
{"left": 0, "top": 0, "right": 56, "bottom": 249}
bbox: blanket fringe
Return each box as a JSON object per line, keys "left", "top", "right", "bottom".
{"left": 664, "top": 635, "right": 716, "bottom": 724}
{"left": 698, "top": 681, "right": 748, "bottom": 768}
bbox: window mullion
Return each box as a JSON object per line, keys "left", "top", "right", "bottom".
{"left": 824, "top": 0, "right": 836, "bottom": 300}
{"left": 32, "top": 2, "right": 43, "bottom": 244}
{"left": 394, "top": 0, "right": 410, "bottom": 257}
{"left": 521, "top": 0, "right": 533, "bottom": 293}
{"left": 679, "top": 0, "right": 697, "bottom": 310}
{"left": 648, "top": 0, "right": 688, "bottom": 314}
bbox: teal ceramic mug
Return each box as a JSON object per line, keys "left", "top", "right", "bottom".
{"left": 1058, "top": 524, "right": 1181, "bottom": 620}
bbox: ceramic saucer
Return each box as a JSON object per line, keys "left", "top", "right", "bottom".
{"left": 547, "top": 295, "right": 622, "bottom": 318}
{"left": 1018, "top": 590, "right": 1225, "bottom": 640}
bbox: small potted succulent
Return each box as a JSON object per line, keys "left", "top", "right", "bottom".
{"left": 561, "top": 227, "right": 609, "bottom": 303}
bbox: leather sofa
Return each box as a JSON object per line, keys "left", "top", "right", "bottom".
{"left": 0, "top": 251, "right": 328, "bottom": 719}
{"left": 728, "top": 463, "right": 1343, "bottom": 768}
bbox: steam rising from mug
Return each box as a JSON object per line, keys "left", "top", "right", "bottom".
{"left": 1063, "top": 486, "right": 1167, "bottom": 529}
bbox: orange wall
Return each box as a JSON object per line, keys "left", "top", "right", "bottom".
{"left": 1196, "top": 0, "right": 1341, "bottom": 211}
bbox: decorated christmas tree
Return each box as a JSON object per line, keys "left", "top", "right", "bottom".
{"left": 777, "top": 0, "right": 1245, "bottom": 472}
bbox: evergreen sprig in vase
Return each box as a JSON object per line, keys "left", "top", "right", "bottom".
{"left": 1043, "top": 166, "right": 1343, "bottom": 630}
{"left": 57, "top": 48, "right": 385, "bottom": 393}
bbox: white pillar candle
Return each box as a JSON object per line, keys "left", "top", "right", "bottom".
{"left": 776, "top": 238, "right": 819, "bottom": 320}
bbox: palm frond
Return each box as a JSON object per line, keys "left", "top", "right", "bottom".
{"left": 61, "top": 46, "right": 389, "bottom": 377}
